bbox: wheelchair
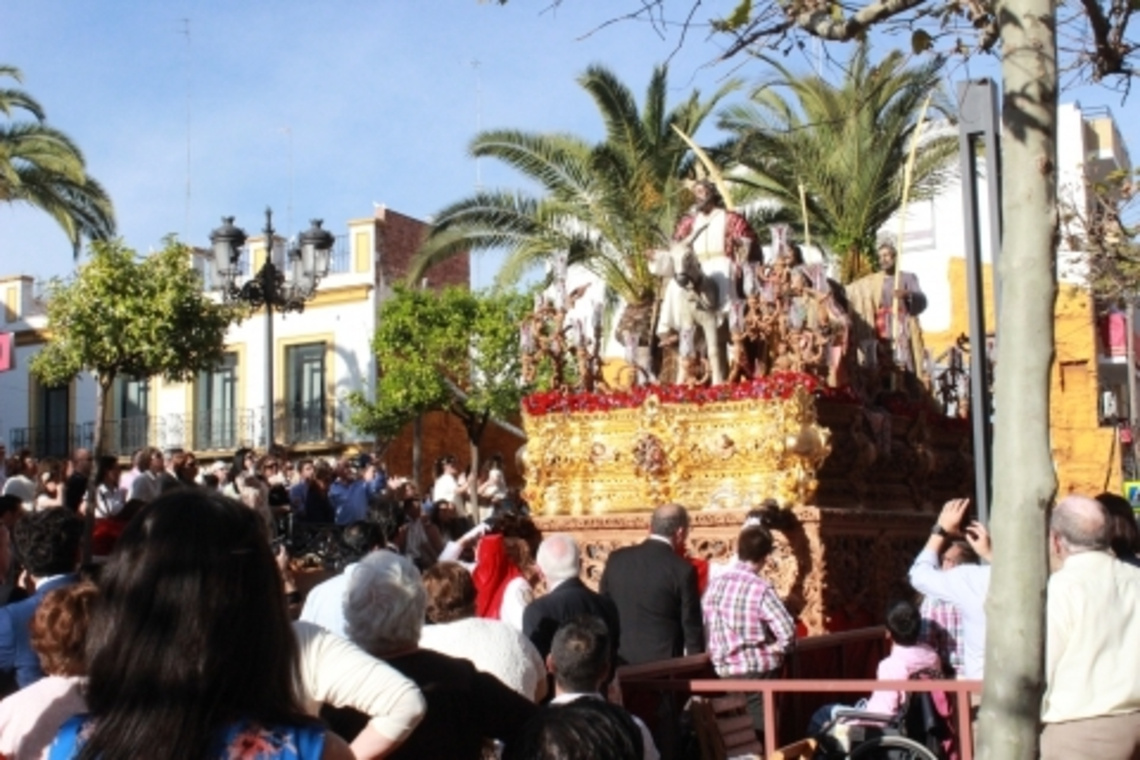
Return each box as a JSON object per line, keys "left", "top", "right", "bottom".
{"left": 812, "top": 689, "right": 951, "bottom": 760}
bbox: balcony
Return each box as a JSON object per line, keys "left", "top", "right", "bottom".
{"left": 10, "top": 400, "right": 342, "bottom": 459}
{"left": 328, "top": 234, "right": 351, "bottom": 274}
{"left": 282, "top": 400, "right": 328, "bottom": 444}
{"left": 88, "top": 401, "right": 337, "bottom": 458}
{"left": 9, "top": 423, "right": 95, "bottom": 459}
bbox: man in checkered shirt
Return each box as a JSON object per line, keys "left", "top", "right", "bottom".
{"left": 917, "top": 540, "right": 976, "bottom": 677}
{"left": 702, "top": 524, "right": 796, "bottom": 735}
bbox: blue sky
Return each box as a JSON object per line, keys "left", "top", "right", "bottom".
{"left": 1, "top": 1, "right": 1137, "bottom": 289}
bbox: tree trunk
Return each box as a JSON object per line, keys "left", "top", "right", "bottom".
{"left": 468, "top": 435, "right": 481, "bottom": 520}
{"left": 466, "top": 411, "right": 492, "bottom": 518}
{"left": 413, "top": 416, "right": 423, "bottom": 493}
{"left": 84, "top": 375, "right": 113, "bottom": 566}
{"left": 977, "top": 8, "right": 1059, "bottom": 758}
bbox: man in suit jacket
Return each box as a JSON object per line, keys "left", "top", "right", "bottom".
{"left": 524, "top": 533, "right": 620, "bottom": 660}
{"left": 599, "top": 504, "right": 704, "bottom": 666}
{"left": 0, "top": 508, "right": 83, "bottom": 693}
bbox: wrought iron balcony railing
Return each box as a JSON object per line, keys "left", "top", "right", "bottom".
{"left": 9, "top": 423, "right": 95, "bottom": 460}
{"left": 78, "top": 401, "right": 336, "bottom": 458}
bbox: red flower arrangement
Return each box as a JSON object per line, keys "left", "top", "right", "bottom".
{"left": 522, "top": 372, "right": 860, "bottom": 416}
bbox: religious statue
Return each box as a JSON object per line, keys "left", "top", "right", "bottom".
{"left": 846, "top": 241, "right": 928, "bottom": 384}
{"left": 782, "top": 236, "right": 851, "bottom": 386}
{"left": 647, "top": 179, "right": 761, "bottom": 384}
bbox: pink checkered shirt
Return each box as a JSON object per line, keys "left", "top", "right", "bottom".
{"left": 702, "top": 561, "right": 796, "bottom": 677}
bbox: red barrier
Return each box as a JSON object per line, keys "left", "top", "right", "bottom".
{"left": 615, "top": 627, "right": 981, "bottom": 759}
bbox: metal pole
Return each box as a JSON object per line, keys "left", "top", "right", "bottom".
{"left": 265, "top": 292, "right": 274, "bottom": 452}
{"left": 264, "top": 208, "right": 276, "bottom": 453}
{"left": 957, "top": 79, "right": 1003, "bottom": 525}
{"left": 1127, "top": 303, "right": 1138, "bottom": 477}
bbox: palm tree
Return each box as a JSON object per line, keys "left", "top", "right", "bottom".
{"left": 408, "top": 64, "right": 736, "bottom": 339}
{"left": 719, "top": 46, "right": 955, "bottom": 281}
{"left": 0, "top": 65, "right": 115, "bottom": 257}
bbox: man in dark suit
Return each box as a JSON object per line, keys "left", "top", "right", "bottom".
{"left": 599, "top": 504, "right": 704, "bottom": 666}
{"left": 0, "top": 508, "right": 83, "bottom": 693}
{"left": 524, "top": 533, "right": 620, "bottom": 660}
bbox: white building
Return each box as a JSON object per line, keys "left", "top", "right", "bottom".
{"left": 0, "top": 205, "right": 467, "bottom": 461}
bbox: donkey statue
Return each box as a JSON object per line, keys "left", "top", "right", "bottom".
{"left": 649, "top": 226, "right": 728, "bottom": 384}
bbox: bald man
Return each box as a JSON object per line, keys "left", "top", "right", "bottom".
{"left": 524, "top": 533, "right": 620, "bottom": 660}
{"left": 1041, "top": 495, "right": 1140, "bottom": 759}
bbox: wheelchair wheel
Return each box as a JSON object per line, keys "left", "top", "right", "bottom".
{"left": 848, "top": 734, "right": 940, "bottom": 760}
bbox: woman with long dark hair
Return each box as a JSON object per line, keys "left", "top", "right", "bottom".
{"left": 49, "top": 489, "right": 353, "bottom": 760}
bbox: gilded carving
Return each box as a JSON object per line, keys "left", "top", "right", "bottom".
{"left": 522, "top": 385, "right": 831, "bottom": 515}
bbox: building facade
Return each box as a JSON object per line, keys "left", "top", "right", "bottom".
{"left": 0, "top": 205, "right": 471, "bottom": 472}
{"left": 897, "top": 102, "right": 1133, "bottom": 495}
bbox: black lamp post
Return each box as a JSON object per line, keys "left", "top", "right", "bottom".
{"left": 210, "top": 208, "right": 334, "bottom": 450}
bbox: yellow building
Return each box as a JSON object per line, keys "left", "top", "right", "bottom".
{"left": 910, "top": 103, "right": 1131, "bottom": 497}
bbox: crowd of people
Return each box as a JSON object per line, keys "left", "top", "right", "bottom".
{"left": 0, "top": 440, "right": 1139, "bottom": 759}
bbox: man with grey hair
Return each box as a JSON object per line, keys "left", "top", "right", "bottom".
{"left": 523, "top": 533, "right": 620, "bottom": 659}
{"left": 599, "top": 504, "right": 704, "bottom": 666}
{"left": 1040, "top": 494, "right": 1140, "bottom": 759}
{"left": 336, "top": 551, "right": 537, "bottom": 759}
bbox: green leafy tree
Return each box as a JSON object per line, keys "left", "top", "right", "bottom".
{"left": 718, "top": 44, "right": 956, "bottom": 281}
{"left": 30, "top": 238, "right": 239, "bottom": 559}
{"left": 349, "top": 286, "right": 531, "bottom": 497}
{"left": 408, "top": 64, "right": 736, "bottom": 341}
{"left": 0, "top": 65, "right": 115, "bottom": 257}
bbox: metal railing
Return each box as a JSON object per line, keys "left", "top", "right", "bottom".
{"left": 9, "top": 423, "right": 95, "bottom": 459}
{"left": 95, "top": 401, "right": 335, "bottom": 456}
{"left": 282, "top": 401, "right": 327, "bottom": 444}
{"left": 615, "top": 627, "right": 980, "bottom": 760}
{"left": 16, "top": 401, "right": 338, "bottom": 459}
{"left": 104, "top": 415, "right": 152, "bottom": 456}
{"left": 328, "top": 234, "right": 352, "bottom": 274}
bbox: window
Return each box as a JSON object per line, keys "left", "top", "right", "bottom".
{"left": 196, "top": 353, "right": 238, "bottom": 450}
{"left": 116, "top": 376, "right": 150, "bottom": 454}
{"left": 286, "top": 343, "right": 326, "bottom": 443}
{"left": 38, "top": 384, "right": 70, "bottom": 458}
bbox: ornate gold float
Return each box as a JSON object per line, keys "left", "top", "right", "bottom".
{"left": 521, "top": 377, "right": 831, "bottom": 515}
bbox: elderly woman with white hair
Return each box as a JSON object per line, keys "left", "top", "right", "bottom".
{"left": 328, "top": 551, "right": 537, "bottom": 760}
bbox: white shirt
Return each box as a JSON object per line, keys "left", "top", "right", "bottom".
{"left": 1042, "top": 551, "right": 1140, "bottom": 723}
{"left": 478, "top": 468, "right": 508, "bottom": 501}
{"left": 908, "top": 549, "right": 990, "bottom": 680}
{"left": 432, "top": 473, "right": 458, "bottom": 505}
{"left": 550, "top": 693, "right": 660, "bottom": 760}
{"left": 95, "top": 484, "right": 125, "bottom": 518}
{"left": 0, "top": 674, "right": 86, "bottom": 759}
{"left": 126, "top": 471, "right": 159, "bottom": 504}
{"left": 498, "top": 576, "right": 533, "bottom": 632}
{"left": 293, "top": 620, "right": 425, "bottom": 743}
{"left": 420, "top": 617, "right": 546, "bottom": 700}
{"left": 1, "top": 476, "right": 35, "bottom": 509}
{"left": 300, "top": 563, "right": 356, "bottom": 639}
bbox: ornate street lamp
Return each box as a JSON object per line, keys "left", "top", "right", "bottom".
{"left": 209, "top": 208, "right": 334, "bottom": 450}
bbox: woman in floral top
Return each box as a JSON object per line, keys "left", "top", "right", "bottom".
{"left": 48, "top": 489, "right": 353, "bottom": 760}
